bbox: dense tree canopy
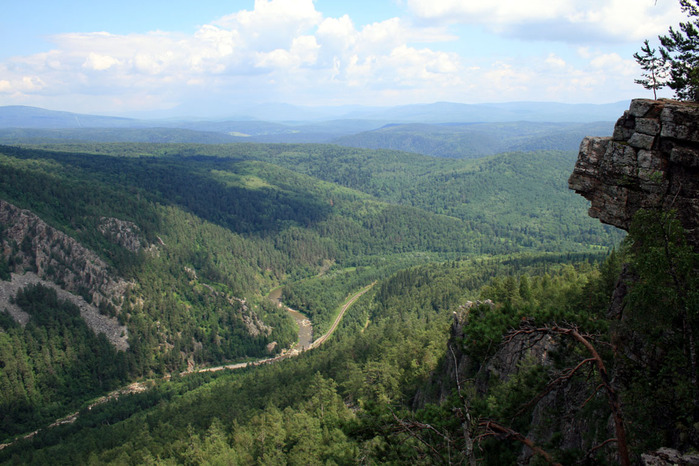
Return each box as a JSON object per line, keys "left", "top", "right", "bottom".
{"left": 0, "top": 140, "right": 626, "bottom": 461}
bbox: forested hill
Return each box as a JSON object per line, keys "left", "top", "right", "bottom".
{"left": 0, "top": 104, "right": 618, "bottom": 149}
{"left": 14, "top": 142, "right": 622, "bottom": 251}
{"left": 332, "top": 121, "right": 615, "bottom": 158}
{"left": 0, "top": 121, "right": 615, "bottom": 157}
{"left": 0, "top": 141, "right": 620, "bottom": 447}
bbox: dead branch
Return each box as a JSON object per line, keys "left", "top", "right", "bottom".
{"left": 505, "top": 324, "right": 631, "bottom": 466}
{"left": 448, "top": 342, "right": 477, "bottom": 466}
{"left": 392, "top": 413, "right": 451, "bottom": 463}
{"left": 580, "top": 383, "right": 605, "bottom": 409}
{"left": 503, "top": 327, "right": 549, "bottom": 353}
{"left": 577, "top": 437, "right": 619, "bottom": 465}
{"left": 513, "top": 357, "right": 596, "bottom": 419}
{"left": 479, "top": 420, "right": 562, "bottom": 466}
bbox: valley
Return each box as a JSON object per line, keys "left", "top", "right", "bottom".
{"left": 5, "top": 0, "right": 699, "bottom": 461}
{"left": 0, "top": 280, "right": 372, "bottom": 453}
{"left": 0, "top": 136, "right": 622, "bottom": 463}
{"left": 0, "top": 99, "right": 695, "bottom": 464}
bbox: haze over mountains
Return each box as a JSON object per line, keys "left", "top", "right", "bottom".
{"left": 0, "top": 101, "right": 623, "bottom": 156}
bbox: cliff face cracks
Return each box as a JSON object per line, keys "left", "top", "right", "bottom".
{"left": 569, "top": 98, "right": 699, "bottom": 248}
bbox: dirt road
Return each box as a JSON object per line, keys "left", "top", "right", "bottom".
{"left": 0, "top": 282, "right": 375, "bottom": 450}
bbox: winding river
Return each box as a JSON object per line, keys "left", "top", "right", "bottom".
{"left": 286, "top": 307, "right": 313, "bottom": 350}
{"left": 0, "top": 283, "right": 374, "bottom": 451}
{"left": 268, "top": 286, "right": 313, "bottom": 350}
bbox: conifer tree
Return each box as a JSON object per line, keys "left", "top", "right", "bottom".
{"left": 634, "top": 39, "right": 667, "bottom": 99}
{"left": 653, "top": 0, "right": 699, "bottom": 100}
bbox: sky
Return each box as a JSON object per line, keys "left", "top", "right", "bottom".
{"left": 0, "top": 0, "right": 687, "bottom": 117}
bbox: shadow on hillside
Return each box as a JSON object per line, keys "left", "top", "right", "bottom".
{"left": 1, "top": 145, "right": 332, "bottom": 236}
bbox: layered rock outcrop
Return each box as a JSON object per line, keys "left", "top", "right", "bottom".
{"left": 0, "top": 199, "right": 130, "bottom": 349}
{"left": 0, "top": 200, "right": 131, "bottom": 305}
{"left": 571, "top": 99, "right": 699, "bottom": 464}
{"left": 569, "top": 99, "right": 699, "bottom": 248}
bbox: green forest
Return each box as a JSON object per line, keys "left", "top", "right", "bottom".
{"left": 5, "top": 0, "right": 699, "bottom": 463}
{"left": 1, "top": 139, "right": 693, "bottom": 464}
{"left": 4, "top": 237, "right": 695, "bottom": 464}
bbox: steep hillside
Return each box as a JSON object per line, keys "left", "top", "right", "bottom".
{"left": 0, "top": 199, "right": 129, "bottom": 349}
{"left": 12, "top": 142, "right": 623, "bottom": 252}
{"left": 421, "top": 99, "right": 699, "bottom": 463}
{"left": 227, "top": 144, "right": 623, "bottom": 250}
{"left": 0, "top": 142, "right": 488, "bottom": 440}
{"left": 0, "top": 254, "right": 604, "bottom": 464}
{"left": 0, "top": 139, "right": 622, "bottom": 453}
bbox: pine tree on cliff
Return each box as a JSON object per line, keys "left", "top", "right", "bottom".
{"left": 653, "top": 0, "right": 699, "bottom": 100}
{"left": 634, "top": 40, "right": 668, "bottom": 99}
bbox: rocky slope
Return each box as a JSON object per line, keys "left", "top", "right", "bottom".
{"left": 569, "top": 98, "right": 699, "bottom": 465}
{"left": 0, "top": 199, "right": 130, "bottom": 349}
{"left": 569, "top": 98, "right": 699, "bottom": 248}
{"left": 431, "top": 99, "right": 699, "bottom": 464}
{"left": 435, "top": 302, "right": 609, "bottom": 463}
{"left": 0, "top": 271, "right": 128, "bottom": 350}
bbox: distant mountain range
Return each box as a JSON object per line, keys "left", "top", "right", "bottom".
{"left": 336, "top": 100, "right": 629, "bottom": 123}
{"left": 0, "top": 102, "right": 624, "bottom": 156}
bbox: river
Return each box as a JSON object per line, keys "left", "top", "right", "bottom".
{"left": 0, "top": 283, "right": 374, "bottom": 451}
{"left": 268, "top": 286, "right": 313, "bottom": 350}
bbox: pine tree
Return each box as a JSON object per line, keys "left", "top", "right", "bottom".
{"left": 656, "top": 0, "right": 699, "bottom": 100}
{"left": 634, "top": 40, "right": 667, "bottom": 99}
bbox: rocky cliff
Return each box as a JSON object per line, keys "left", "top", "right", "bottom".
{"left": 569, "top": 99, "right": 699, "bottom": 248}
{"left": 569, "top": 98, "right": 699, "bottom": 465}
{"left": 432, "top": 302, "right": 609, "bottom": 464}
{"left": 0, "top": 199, "right": 130, "bottom": 349}
{"left": 425, "top": 99, "right": 699, "bottom": 464}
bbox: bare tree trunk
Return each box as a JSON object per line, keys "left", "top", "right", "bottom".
{"left": 505, "top": 325, "right": 631, "bottom": 466}
{"left": 479, "top": 420, "right": 562, "bottom": 466}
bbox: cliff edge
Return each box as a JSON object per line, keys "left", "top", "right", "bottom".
{"left": 569, "top": 98, "right": 699, "bottom": 248}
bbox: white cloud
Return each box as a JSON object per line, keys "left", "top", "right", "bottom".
{"left": 0, "top": 73, "right": 47, "bottom": 95}
{"left": 483, "top": 62, "right": 531, "bottom": 94}
{"left": 12, "top": 0, "right": 446, "bottom": 95}
{"left": 193, "top": 25, "right": 238, "bottom": 58}
{"left": 388, "top": 45, "right": 460, "bottom": 81}
{"left": 214, "top": 0, "right": 322, "bottom": 51}
{"left": 83, "top": 53, "right": 121, "bottom": 71}
{"left": 0, "top": 0, "right": 668, "bottom": 113}
{"left": 408, "top": 0, "right": 565, "bottom": 25}
{"left": 256, "top": 35, "right": 319, "bottom": 69}
{"left": 545, "top": 54, "right": 567, "bottom": 69}
{"left": 317, "top": 15, "right": 356, "bottom": 46}
{"left": 406, "top": 0, "right": 684, "bottom": 42}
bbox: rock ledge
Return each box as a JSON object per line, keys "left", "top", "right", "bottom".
{"left": 569, "top": 98, "right": 699, "bottom": 247}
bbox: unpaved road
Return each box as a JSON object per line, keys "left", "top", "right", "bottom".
{"left": 310, "top": 282, "right": 375, "bottom": 348}
{"left": 0, "top": 283, "right": 375, "bottom": 450}
{"left": 195, "top": 282, "right": 374, "bottom": 373}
